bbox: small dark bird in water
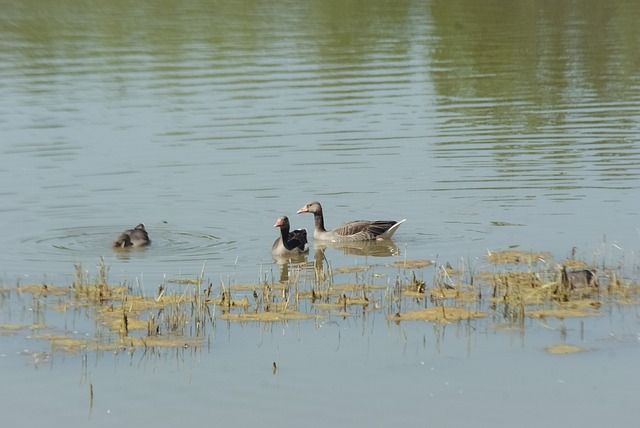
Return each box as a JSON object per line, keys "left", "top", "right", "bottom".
{"left": 561, "top": 266, "right": 598, "bottom": 289}
{"left": 272, "top": 216, "right": 309, "bottom": 256}
{"left": 113, "top": 223, "right": 151, "bottom": 248}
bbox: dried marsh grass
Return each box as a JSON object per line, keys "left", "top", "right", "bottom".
{"left": 2, "top": 245, "right": 639, "bottom": 360}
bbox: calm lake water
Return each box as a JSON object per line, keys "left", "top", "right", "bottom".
{"left": 1, "top": 0, "right": 639, "bottom": 426}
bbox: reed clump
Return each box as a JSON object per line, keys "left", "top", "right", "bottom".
{"left": 1, "top": 244, "right": 639, "bottom": 360}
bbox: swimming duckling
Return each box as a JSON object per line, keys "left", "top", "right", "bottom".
{"left": 113, "top": 223, "right": 151, "bottom": 248}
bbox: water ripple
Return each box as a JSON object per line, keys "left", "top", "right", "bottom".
{"left": 19, "top": 225, "right": 234, "bottom": 264}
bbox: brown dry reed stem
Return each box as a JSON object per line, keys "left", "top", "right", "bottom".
{"left": 191, "top": 261, "right": 207, "bottom": 336}
{"left": 501, "top": 276, "right": 526, "bottom": 327}
{"left": 97, "top": 257, "right": 108, "bottom": 286}
{"left": 315, "top": 251, "right": 334, "bottom": 291}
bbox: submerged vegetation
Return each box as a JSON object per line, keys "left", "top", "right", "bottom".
{"left": 1, "top": 248, "right": 639, "bottom": 363}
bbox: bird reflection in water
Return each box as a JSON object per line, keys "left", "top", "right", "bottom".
{"left": 272, "top": 240, "right": 400, "bottom": 284}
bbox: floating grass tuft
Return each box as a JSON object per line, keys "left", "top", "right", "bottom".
{"left": 1, "top": 243, "right": 638, "bottom": 361}
{"left": 544, "top": 344, "right": 589, "bottom": 354}
{"left": 485, "top": 250, "right": 551, "bottom": 265}
{"left": 388, "top": 307, "right": 487, "bottom": 323}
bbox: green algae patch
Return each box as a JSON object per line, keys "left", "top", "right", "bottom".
{"left": 525, "top": 299, "right": 602, "bottom": 319}
{"left": 313, "top": 302, "right": 346, "bottom": 311}
{"left": 430, "top": 287, "right": 478, "bottom": 302}
{"left": 335, "top": 265, "right": 372, "bottom": 274}
{"left": 108, "top": 317, "right": 150, "bottom": 333}
{"left": 32, "top": 333, "right": 202, "bottom": 353}
{"left": 230, "top": 284, "right": 287, "bottom": 292}
{"left": 0, "top": 324, "right": 53, "bottom": 332}
{"left": 218, "top": 311, "right": 318, "bottom": 322}
{"left": 483, "top": 272, "right": 544, "bottom": 288}
{"left": 388, "top": 307, "right": 487, "bottom": 323}
{"left": 95, "top": 295, "right": 200, "bottom": 328}
{"left": 119, "top": 336, "right": 202, "bottom": 349}
{"left": 330, "top": 283, "right": 386, "bottom": 293}
{"left": 561, "top": 299, "right": 602, "bottom": 310}
{"left": 207, "top": 295, "right": 251, "bottom": 308}
{"left": 403, "top": 290, "right": 426, "bottom": 299}
{"left": 298, "top": 289, "right": 323, "bottom": 300}
{"left": 72, "top": 284, "right": 129, "bottom": 302}
{"left": 525, "top": 307, "right": 599, "bottom": 319}
{"left": 334, "top": 311, "right": 356, "bottom": 317}
{"left": 544, "top": 344, "right": 589, "bottom": 354}
{"left": 337, "top": 294, "right": 369, "bottom": 306}
{"left": 31, "top": 334, "right": 115, "bottom": 353}
{"left": 167, "top": 278, "right": 202, "bottom": 285}
{"left": 498, "top": 290, "right": 549, "bottom": 306}
{"left": 386, "top": 259, "right": 433, "bottom": 269}
{"left": 485, "top": 250, "right": 551, "bottom": 265}
{"left": 560, "top": 259, "right": 590, "bottom": 270}
{"left": 125, "top": 294, "right": 198, "bottom": 311}
{"left": 15, "top": 284, "right": 70, "bottom": 296}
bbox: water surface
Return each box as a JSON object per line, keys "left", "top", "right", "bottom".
{"left": 1, "top": 0, "right": 639, "bottom": 426}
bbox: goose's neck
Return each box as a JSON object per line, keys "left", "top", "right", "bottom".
{"left": 314, "top": 210, "right": 327, "bottom": 233}
{"left": 280, "top": 224, "right": 290, "bottom": 241}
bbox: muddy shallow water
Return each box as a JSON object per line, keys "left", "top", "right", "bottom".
{"left": 1, "top": 0, "right": 640, "bottom": 426}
